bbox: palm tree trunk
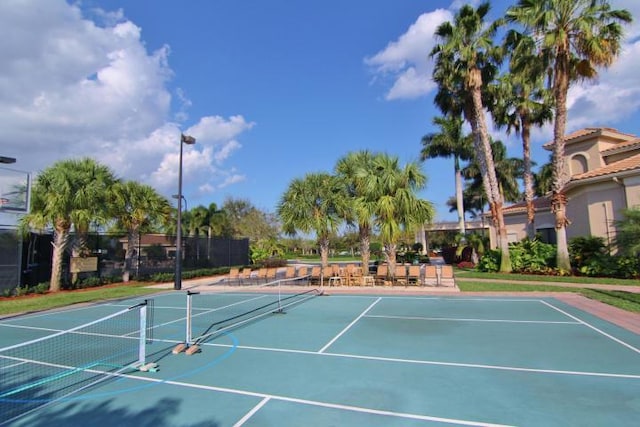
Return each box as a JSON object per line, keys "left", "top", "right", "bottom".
{"left": 521, "top": 116, "right": 536, "bottom": 239}
{"left": 123, "top": 229, "right": 139, "bottom": 282}
{"left": 319, "top": 236, "right": 330, "bottom": 268}
{"left": 469, "top": 81, "right": 511, "bottom": 272}
{"left": 50, "top": 223, "right": 70, "bottom": 292}
{"left": 385, "top": 243, "right": 397, "bottom": 280}
{"left": 454, "top": 156, "right": 466, "bottom": 235}
{"left": 552, "top": 53, "right": 571, "bottom": 271}
{"left": 359, "top": 225, "right": 370, "bottom": 273}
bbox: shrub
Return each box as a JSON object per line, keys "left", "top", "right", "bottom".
{"left": 569, "top": 236, "right": 607, "bottom": 269}
{"left": 477, "top": 249, "right": 500, "bottom": 272}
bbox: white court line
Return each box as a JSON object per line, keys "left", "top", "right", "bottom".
{"left": 366, "top": 314, "right": 581, "bottom": 324}
{"left": 99, "top": 371, "right": 513, "bottom": 427}
{"left": 192, "top": 340, "right": 640, "bottom": 380}
{"left": 540, "top": 300, "right": 640, "bottom": 354}
{"left": 318, "top": 298, "right": 381, "bottom": 353}
{"left": 233, "top": 396, "right": 270, "bottom": 427}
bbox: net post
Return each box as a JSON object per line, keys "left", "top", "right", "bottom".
{"left": 138, "top": 302, "right": 147, "bottom": 366}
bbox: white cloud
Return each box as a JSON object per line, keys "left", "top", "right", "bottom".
{"left": 365, "top": 9, "right": 452, "bottom": 100}
{"left": 0, "top": 0, "right": 253, "bottom": 201}
{"left": 565, "top": 39, "right": 640, "bottom": 131}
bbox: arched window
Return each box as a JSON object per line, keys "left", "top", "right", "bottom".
{"left": 570, "top": 154, "right": 588, "bottom": 175}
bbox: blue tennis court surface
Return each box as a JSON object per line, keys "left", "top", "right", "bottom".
{"left": 1, "top": 290, "right": 639, "bottom": 426}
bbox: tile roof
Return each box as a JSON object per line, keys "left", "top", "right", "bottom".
{"left": 571, "top": 152, "right": 640, "bottom": 180}
{"left": 543, "top": 127, "right": 636, "bottom": 149}
{"left": 601, "top": 138, "right": 640, "bottom": 155}
{"left": 501, "top": 196, "right": 551, "bottom": 214}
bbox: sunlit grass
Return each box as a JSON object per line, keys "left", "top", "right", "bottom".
{"left": 0, "top": 283, "right": 160, "bottom": 316}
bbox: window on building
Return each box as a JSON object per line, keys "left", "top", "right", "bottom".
{"left": 536, "top": 228, "right": 557, "bottom": 245}
{"left": 570, "top": 154, "right": 588, "bottom": 175}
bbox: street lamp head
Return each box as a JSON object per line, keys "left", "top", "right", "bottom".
{"left": 0, "top": 156, "right": 17, "bottom": 164}
{"left": 181, "top": 134, "right": 196, "bottom": 145}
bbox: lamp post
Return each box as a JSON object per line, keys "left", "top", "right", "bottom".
{"left": 175, "top": 134, "right": 196, "bottom": 290}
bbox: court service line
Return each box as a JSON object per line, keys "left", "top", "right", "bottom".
{"left": 233, "top": 396, "right": 270, "bottom": 427}
{"left": 109, "top": 372, "right": 512, "bottom": 427}
{"left": 318, "top": 298, "right": 381, "bottom": 353}
{"left": 197, "top": 341, "right": 640, "bottom": 380}
{"left": 539, "top": 300, "right": 640, "bottom": 354}
{"left": 366, "top": 314, "right": 580, "bottom": 325}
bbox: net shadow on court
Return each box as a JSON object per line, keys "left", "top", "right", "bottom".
{"left": 1, "top": 286, "right": 639, "bottom": 427}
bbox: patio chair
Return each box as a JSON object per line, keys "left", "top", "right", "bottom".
{"left": 374, "top": 264, "right": 389, "bottom": 286}
{"left": 393, "top": 265, "right": 407, "bottom": 286}
{"left": 424, "top": 265, "right": 438, "bottom": 286}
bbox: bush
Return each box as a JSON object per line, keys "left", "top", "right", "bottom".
{"left": 477, "top": 249, "right": 501, "bottom": 272}
{"left": 570, "top": 236, "right": 607, "bottom": 269}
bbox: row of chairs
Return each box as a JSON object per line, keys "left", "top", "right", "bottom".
{"left": 226, "top": 263, "right": 455, "bottom": 287}
{"left": 373, "top": 264, "right": 455, "bottom": 287}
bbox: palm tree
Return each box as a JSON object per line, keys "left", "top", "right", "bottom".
{"left": 22, "top": 158, "right": 116, "bottom": 291}
{"left": 491, "top": 30, "right": 553, "bottom": 239}
{"left": 278, "top": 173, "right": 348, "bottom": 268}
{"left": 614, "top": 208, "right": 640, "bottom": 257}
{"left": 506, "top": 0, "right": 632, "bottom": 270}
{"left": 109, "top": 181, "right": 171, "bottom": 282}
{"left": 431, "top": 2, "right": 512, "bottom": 272}
{"left": 462, "top": 139, "right": 525, "bottom": 204}
{"left": 359, "top": 154, "right": 434, "bottom": 278}
{"left": 420, "top": 115, "right": 473, "bottom": 235}
{"left": 534, "top": 157, "right": 553, "bottom": 197}
{"left": 335, "top": 150, "right": 376, "bottom": 270}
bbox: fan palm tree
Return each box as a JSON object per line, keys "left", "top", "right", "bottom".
{"left": 506, "top": 0, "right": 632, "bottom": 270}
{"left": 22, "top": 158, "right": 116, "bottom": 291}
{"left": 462, "top": 139, "right": 525, "bottom": 204}
{"left": 278, "top": 173, "right": 349, "bottom": 268}
{"left": 431, "top": 2, "right": 512, "bottom": 272}
{"left": 109, "top": 181, "right": 171, "bottom": 281}
{"left": 359, "top": 154, "right": 434, "bottom": 278}
{"left": 534, "top": 157, "right": 554, "bottom": 197}
{"left": 491, "top": 30, "right": 553, "bottom": 239}
{"left": 335, "top": 150, "right": 377, "bottom": 270}
{"left": 420, "top": 115, "right": 474, "bottom": 235}
{"left": 614, "top": 208, "right": 640, "bottom": 257}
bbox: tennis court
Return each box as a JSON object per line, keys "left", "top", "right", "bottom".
{"left": 1, "top": 282, "right": 639, "bottom": 426}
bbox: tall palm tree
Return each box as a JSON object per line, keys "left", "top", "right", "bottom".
{"left": 491, "top": 30, "right": 553, "bottom": 239}
{"left": 431, "top": 2, "right": 512, "bottom": 272}
{"left": 22, "top": 158, "right": 116, "bottom": 291}
{"left": 420, "top": 115, "right": 473, "bottom": 235}
{"left": 506, "top": 0, "right": 632, "bottom": 270}
{"left": 278, "top": 173, "right": 348, "bottom": 268}
{"left": 110, "top": 181, "right": 171, "bottom": 282}
{"left": 462, "top": 139, "right": 525, "bottom": 204}
{"left": 335, "top": 150, "right": 376, "bottom": 270}
{"left": 360, "top": 154, "right": 434, "bottom": 278}
{"left": 534, "top": 157, "right": 553, "bottom": 197}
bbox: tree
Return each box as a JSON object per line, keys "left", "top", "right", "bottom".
{"left": 278, "top": 173, "right": 348, "bottom": 268}
{"left": 534, "top": 157, "right": 554, "bottom": 197}
{"left": 420, "top": 115, "right": 473, "bottom": 235}
{"left": 22, "top": 158, "right": 116, "bottom": 291}
{"left": 614, "top": 208, "right": 640, "bottom": 257}
{"left": 223, "top": 197, "right": 279, "bottom": 243}
{"left": 462, "top": 139, "right": 525, "bottom": 204}
{"left": 335, "top": 150, "right": 377, "bottom": 270}
{"left": 109, "top": 181, "right": 171, "bottom": 282}
{"left": 506, "top": 0, "right": 632, "bottom": 270}
{"left": 491, "top": 30, "right": 553, "bottom": 239}
{"left": 431, "top": 2, "right": 512, "bottom": 272}
{"left": 359, "top": 154, "right": 434, "bottom": 278}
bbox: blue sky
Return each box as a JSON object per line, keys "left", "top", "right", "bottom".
{"left": 1, "top": 0, "right": 639, "bottom": 223}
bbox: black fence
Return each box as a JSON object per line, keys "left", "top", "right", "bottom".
{"left": 0, "top": 230, "right": 21, "bottom": 294}
{"left": 16, "top": 232, "right": 249, "bottom": 289}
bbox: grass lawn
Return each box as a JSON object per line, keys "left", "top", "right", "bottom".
{"left": 454, "top": 269, "right": 639, "bottom": 286}
{"left": 0, "top": 283, "right": 160, "bottom": 316}
{"left": 458, "top": 281, "right": 640, "bottom": 313}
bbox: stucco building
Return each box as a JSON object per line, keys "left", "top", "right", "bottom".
{"left": 487, "top": 127, "right": 640, "bottom": 250}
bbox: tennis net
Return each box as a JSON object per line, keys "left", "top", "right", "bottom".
{"left": 0, "top": 300, "right": 154, "bottom": 425}
{"left": 174, "top": 276, "right": 321, "bottom": 353}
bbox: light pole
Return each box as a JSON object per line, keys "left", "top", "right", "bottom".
{"left": 175, "top": 134, "right": 196, "bottom": 290}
